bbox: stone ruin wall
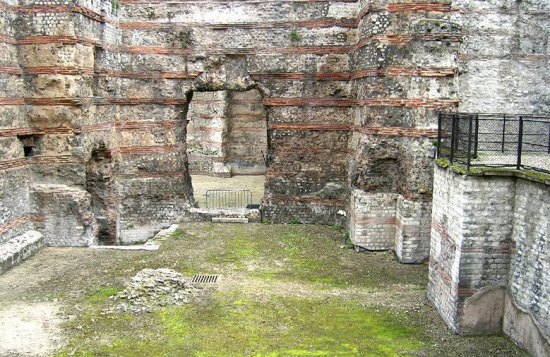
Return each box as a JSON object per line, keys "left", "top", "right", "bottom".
{"left": 429, "top": 167, "right": 550, "bottom": 357}
{"left": 348, "top": 0, "right": 550, "bottom": 263}
{"left": 0, "top": 0, "right": 549, "bottom": 353}
{"left": 0, "top": 1, "right": 547, "bottom": 244}
{"left": 426, "top": 1, "right": 549, "bottom": 355}
{"left": 349, "top": 0, "right": 460, "bottom": 263}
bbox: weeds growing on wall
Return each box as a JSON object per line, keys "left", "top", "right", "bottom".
{"left": 110, "top": 0, "right": 119, "bottom": 14}
{"left": 174, "top": 29, "right": 193, "bottom": 49}
{"left": 290, "top": 29, "right": 301, "bottom": 42}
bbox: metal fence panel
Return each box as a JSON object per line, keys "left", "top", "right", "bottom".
{"left": 438, "top": 113, "right": 550, "bottom": 174}
{"left": 205, "top": 189, "right": 253, "bottom": 209}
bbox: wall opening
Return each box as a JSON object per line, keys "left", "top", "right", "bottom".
{"left": 185, "top": 88, "right": 268, "bottom": 208}
{"left": 86, "top": 143, "right": 118, "bottom": 245}
{"left": 18, "top": 134, "right": 42, "bottom": 157}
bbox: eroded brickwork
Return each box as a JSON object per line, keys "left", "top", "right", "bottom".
{"left": 348, "top": 0, "right": 456, "bottom": 263}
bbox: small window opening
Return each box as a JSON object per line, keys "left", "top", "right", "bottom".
{"left": 23, "top": 146, "right": 33, "bottom": 157}
{"left": 18, "top": 135, "right": 40, "bottom": 157}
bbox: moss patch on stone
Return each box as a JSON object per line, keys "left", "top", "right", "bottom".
{"left": 434, "top": 158, "right": 550, "bottom": 184}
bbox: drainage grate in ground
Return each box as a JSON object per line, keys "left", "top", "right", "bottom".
{"left": 191, "top": 274, "right": 220, "bottom": 284}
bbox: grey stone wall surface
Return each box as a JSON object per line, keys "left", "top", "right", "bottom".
{"left": 507, "top": 179, "right": 550, "bottom": 350}
{"left": 454, "top": 0, "right": 550, "bottom": 114}
{"left": 429, "top": 166, "right": 550, "bottom": 356}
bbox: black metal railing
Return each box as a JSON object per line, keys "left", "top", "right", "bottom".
{"left": 205, "top": 189, "right": 253, "bottom": 209}
{"left": 437, "top": 112, "right": 550, "bottom": 174}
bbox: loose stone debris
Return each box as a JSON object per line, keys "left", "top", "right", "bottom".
{"left": 103, "top": 268, "right": 206, "bottom": 314}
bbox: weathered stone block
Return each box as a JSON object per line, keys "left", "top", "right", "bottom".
{"left": 33, "top": 184, "right": 96, "bottom": 247}
{"left": 0, "top": 230, "right": 44, "bottom": 275}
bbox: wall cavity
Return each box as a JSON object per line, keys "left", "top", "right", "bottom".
{"left": 86, "top": 143, "right": 118, "bottom": 245}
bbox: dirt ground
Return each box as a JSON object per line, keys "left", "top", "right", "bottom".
{"left": 0, "top": 223, "right": 528, "bottom": 356}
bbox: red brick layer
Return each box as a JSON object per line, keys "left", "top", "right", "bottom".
{"left": 120, "top": 18, "right": 356, "bottom": 30}
{"left": 0, "top": 214, "right": 44, "bottom": 235}
{"left": 0, "top": 96, "right": 458, "bottom": 108}
{"left": 264, "top": 97, "right": 459, "bottom": 109}
{"left": 387, "top": 3, "right": 456, "bottom": 13}
{"left": 0, "top": 66, "right": 456, "bottom": 80}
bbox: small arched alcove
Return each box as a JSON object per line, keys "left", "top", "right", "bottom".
{"left": 85, "top": 142, "right": 119, "bottom": 245}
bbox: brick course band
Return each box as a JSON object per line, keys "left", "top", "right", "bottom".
{"left": 0, "top": 67, "right": 457, "bottom": 79}
{"left": 0, "top": 97, "right": 458, "bottom": 108}
{"left": 0, "top": 214, "right": 44, "bottom": 235}
{"left": 0, "top": 123, "right": 437, "bottom": 139}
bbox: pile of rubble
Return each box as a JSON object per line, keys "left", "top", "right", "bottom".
{"left": 103, "top": 268, "right": 201, "bottom": 314}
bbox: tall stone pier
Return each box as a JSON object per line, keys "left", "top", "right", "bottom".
{"left": 429, "top": 165, "right": 550, "bottom": 357}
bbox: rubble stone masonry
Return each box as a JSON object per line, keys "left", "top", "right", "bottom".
{"left": 0, "top": 0, "right": 548, "bottom": 352}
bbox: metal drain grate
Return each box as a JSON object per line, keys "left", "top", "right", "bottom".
{"left": 191, "top": 275, "right": 219, "bottom": 284}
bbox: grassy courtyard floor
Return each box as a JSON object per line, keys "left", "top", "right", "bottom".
{"left": 0, "top": 223, "right": 527, "bottom": 356}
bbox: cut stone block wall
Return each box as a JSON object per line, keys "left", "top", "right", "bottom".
{"left": 454, "top": 0, "right": 550, "bottom": 114}
{"left": 0, "top": 230, "right": 44, "bottom": 274}
{"left": 187, "top": 91, "right": 229, "bottom": 176}
{"left": 225, "top": 89, "right": 267, "bottom": 175}
{"left": 429, "top": 166, "right": 550, "bottom": 356}
{"left": 350, "top": 190, "right": 397, "bottom": 251}
{"left": 505, "top": 178, "right": 550, "bottom": 356}
{"left": 33, "top": 184, "right": 97, "bottom": 247}
{"left": 349, "top": 189, "right": 431, "bottom": 263}
{"left": 394, "top": 196, "right": 431, "bottom": 264}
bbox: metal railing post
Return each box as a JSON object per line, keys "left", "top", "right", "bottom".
{"left": 502, "top": 113, "right": 506, "bottom": 153}
{"left": 437, "top": 113, "right": 442, "bottom": 158}
{"left": 450, "top": 114, "right": 457, "bottom": 163}
{"left": 517, "top": 116, "right": 523, "bottom": 170}
{"left": 473, "top": 114, "right": 479, "bottom": 159}
{"left": 466, "top": 114, "right": 473, "bottom": 173}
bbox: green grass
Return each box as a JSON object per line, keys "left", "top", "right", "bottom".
{"left": 87, "top": 285, "right": 119, "bottom": 304}
{"left": 47, "top": 223, "right": 526, "bottom": 357}
{"left": 170, "top": 228, "right": 186, "bottom": 239}
{"left": 59, "top": 292, "right": 425, "bottom": 357}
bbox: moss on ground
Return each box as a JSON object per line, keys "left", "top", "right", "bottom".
{"left": 87, "top": 285, "right": 119, "bottom": 304}
{"left": 58, "top": 292, "right": 425, "bottom": 356}
{"left": 32, "top": 223, "right": 526, "bottom": 357}
{"left": 200, "top": 224, "right": 427, "bottom": 289}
